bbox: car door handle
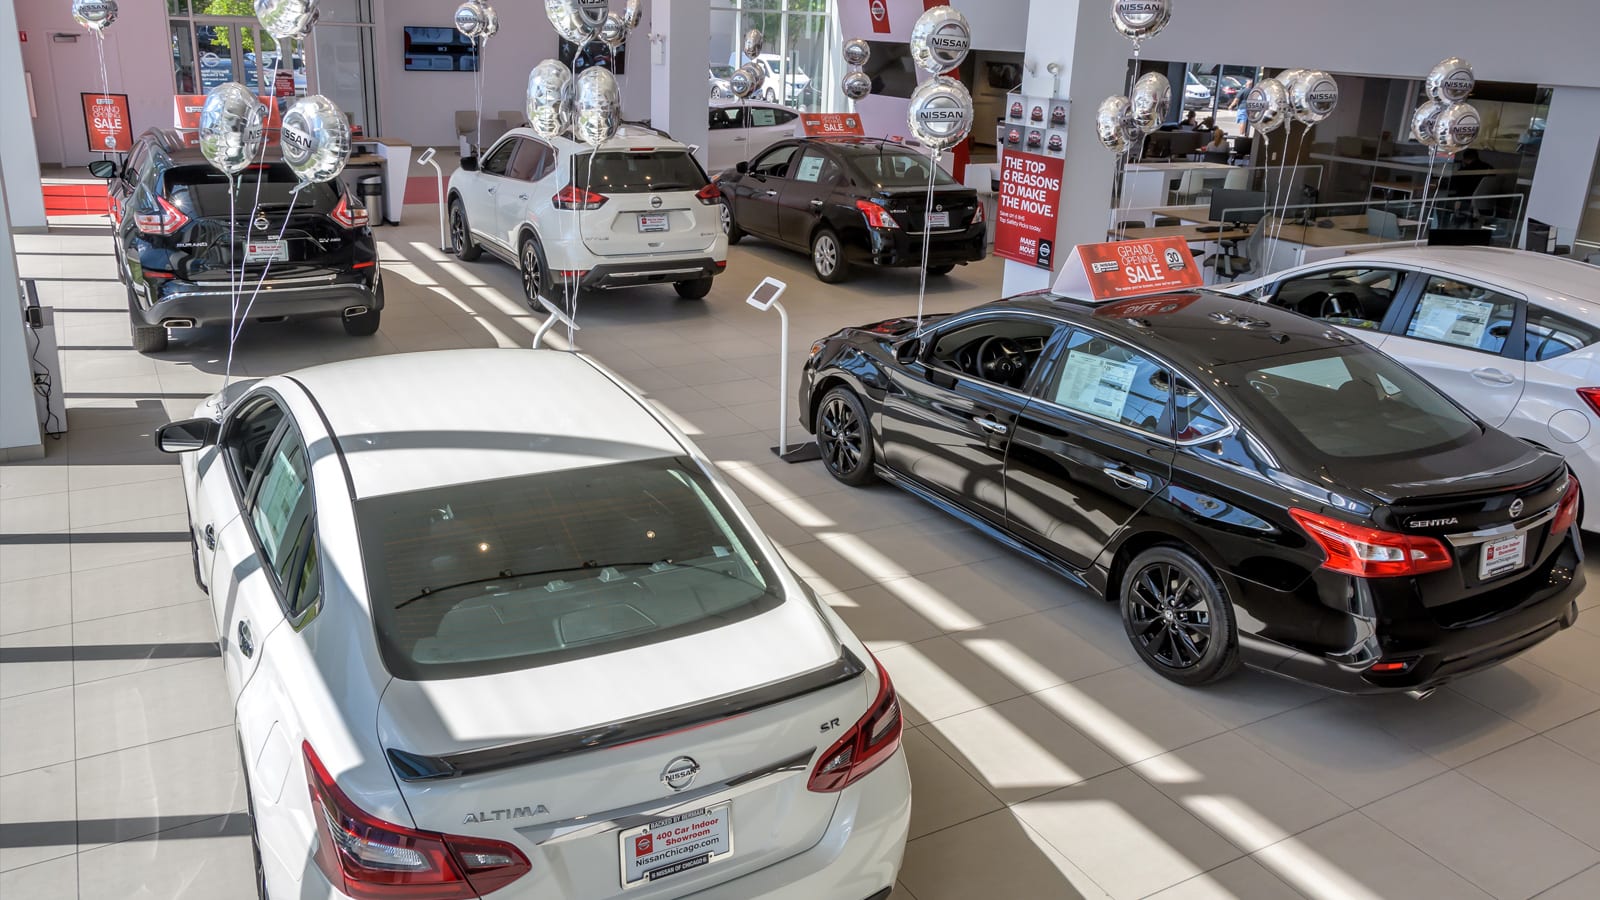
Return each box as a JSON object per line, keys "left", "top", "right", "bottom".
{"left": 764, "top": 189, "right": 779, "bottom": 197}
{"left": 486, "top": 186, "right": 496, "bottom": 194}
{"left": 733, "top": 136, "right": 748, "bottom": 142}
{"left": 236, "top": 619, "right": 254, "bottom": 659}
{"left": 974, "top": 417, "right": 1009, "bottom": 435}
{"left": 518, "top": 193, "right": 528, "bottom": 201}
{"left": 809, "top": 199, "right": 824, "bottom": 208}
{"left": 1104, "top": 466, "right": 1150, "bottom": 490}
{"left": 1472, "top": 367, "right": 1516, "bottom": 386}
{"left": 202, "top": 524, "right": 216, "bottom": 550}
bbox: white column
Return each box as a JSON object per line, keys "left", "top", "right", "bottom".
{"left": 650, "top": 0, "right": 710, "bottom": 169}
{"left": 0, "top": 155, "right": 44, "bottom": 459}
{"left": 0, "top": 0, "right": 47, "bottom": 232}
{"left": 1525, "top": 86, "right": 1600, "bottom": 248}
{"left": 1000, "top": 0, "right": 1128, "bottom": 295}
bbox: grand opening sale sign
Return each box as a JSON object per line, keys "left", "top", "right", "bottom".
{"left": 993, "top": 149, "right": 1063, "bottom": 270}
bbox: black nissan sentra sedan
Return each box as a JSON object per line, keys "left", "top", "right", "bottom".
{"left": 715, "top": 137, "right": 986, "bottom": 284}
{"left": 799, "top": 289, "right": 1584, "bottom": 695}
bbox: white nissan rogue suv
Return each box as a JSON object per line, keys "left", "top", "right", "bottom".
{"left": 448, "top": 125, "right": 729, "bottom": 305}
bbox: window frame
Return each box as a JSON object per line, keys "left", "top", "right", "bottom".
{"left": 918, "top": 311, "right": 1065, "bottom": 398}
{"left": 479, "top": 137, "right": 518, "bottom": 177}
{"left": 748, "top": 143, "right": 799, "bottom": 179}
{"left": 1522, "top": 303, "right": 1599, "bottom": 362}
{"left": 1263, "top": 265, "right": 1413, "bottom": 331}
{"left": 507, "top": 137, "right": 555, "bottom": 182}
{"left": 1386, "top": 269, "right": 1527, "bottom": 360}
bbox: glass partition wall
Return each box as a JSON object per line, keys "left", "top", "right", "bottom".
{"left": 710, "top": 0, "right": 839, "bottom": 112}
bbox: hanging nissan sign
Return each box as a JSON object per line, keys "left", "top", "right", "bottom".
{"left": 868, "top": 0, "right": 891, "bottom": 34}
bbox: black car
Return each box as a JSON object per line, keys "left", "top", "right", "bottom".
{"left": 93, "top": 128, "right": 382, "bottom": 353}
{"left": 799, "top": 289, "right": 1584, "bottom": 695}
{"left": 716, "top": 138, "right": 986, "bottom": 284}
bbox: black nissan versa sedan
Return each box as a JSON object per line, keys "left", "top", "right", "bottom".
{"left": 799, "top": 289, "right": 1584, "bottom": 695}
{"left": 93, "top": 128, "right": 381, "bottom": 354}
{"left": 715, "top": 137, "right": 986, "bottom": 284}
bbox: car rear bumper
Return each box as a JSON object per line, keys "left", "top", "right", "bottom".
{"left": 136, "top": 273, "right": 380, "bottom": 328}
{"left": 1240, "top": 532, "right": 1585, "bottom": 694}
{"left": 559, "top": 257, "right": 726, "bottom": 291}
{"left": 853, "top": 226, "right": 987, "bottom": 269}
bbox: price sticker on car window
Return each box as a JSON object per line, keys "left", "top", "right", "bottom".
{"left": 1054, "top": 351, "right": 1138, "bottom": 422}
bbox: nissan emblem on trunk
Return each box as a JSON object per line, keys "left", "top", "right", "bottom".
{"left": 661, "top": 756, "right": 700, "bottom": 791}
{"left": 650, "top": 194, "right": 663, "bottom": 209}
{"left": 254, "top": 215, "right": 270, "bottom": 231}
{"left": 1510, "top": 498, "right": 1524, "bottom": 518}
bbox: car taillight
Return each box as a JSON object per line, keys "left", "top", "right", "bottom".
{"left": 553, "top": 185, "right": 607, "bottom": 210}
{"left": 1577, "top": 388, "right": 1600, "bottom": 418}
{"left": 855, "top": 199, "right": 899, "bottom": 230}
{"left": 134, "top": 195, "right": 189, "bottom": 236}
{"left": 331, "top": 195, "right": 370, "bottom": 228}
{"left": 1551, "top": 474, "right": 1581, "bottom": 535}
{"left": 303, "top": 742, "right": 530, "bottom": 899}
{"left": 973, "top": 203, "right": 985, "bottom": 225}
{"left": 1289, "top": 508, "right": 1453, "bottom": 578}
{"left": 695, "top": 183, "right": 721, "bottom": 205}
{"left": 808, "top": 657, "right": 902, "bottom": 792}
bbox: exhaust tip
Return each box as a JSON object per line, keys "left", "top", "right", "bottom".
{"left": 161, "top": 318, "right": 196, "bottom": 329}
{"left": 343, "top": 306, "right": 369, "bottom": 318}
{"left": 1405, "top": 688, "right": 1437, "bottom": 701}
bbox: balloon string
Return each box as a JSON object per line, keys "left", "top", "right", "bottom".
{"left": 916, "top": 149, "right": 939, "bottom": 326}
{"left": 228, "top": 191, "right": 301, "bottom": 355}
{"left": 93, "top": 33, "right": 113, "bottom": 152}
{"left": 221, "top": 174, "right": 240, "bottom": 397}
{"left": 474, "top": 40, "right": 484, "bottom": 151}
{"left": 1417, "top": 151, "right": 1440, "bottom": 242}
{"left": 1266, "top": 123, "right": 1299, "bottom": 255}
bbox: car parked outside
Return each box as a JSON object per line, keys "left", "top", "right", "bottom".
{"left": 708, "top": 100, "right": 801, "bottom": 172}
{"left": 800, "top": 290, "right": 1583, "bottom": 695}
{"left": 710, "top": 64, "right": 735, "bottom": 100}
{"left": 156, "top": 348, "right": 911, "bottom": 900}
{"left": 716, "top": 138, "right": 985, "bottom": 283}
{"left": 448, "top": 124, "right": 728, "bottom": 303}
{"left": 95, "top": 128, "right": 381, "bottom": 354}
{"left": 1230, "top": 247, "right": 1600, "bottom": 532}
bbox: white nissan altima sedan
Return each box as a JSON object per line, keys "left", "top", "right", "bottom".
{"left": 157, "top": 349, "right": 910, "bottom": 900}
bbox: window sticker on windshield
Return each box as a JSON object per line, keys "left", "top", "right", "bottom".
{"left": 1409, "top": 294, "right": 1495, "bottom": 349}
{"left": 794, "top": 155, "right": 825, "bottom": 183}
{"left": 1055, "top": 351, "right": 1139, "bottom": 421}
{"left": 251, "top": 446, "right": 305, "bottom": 562}
{"left": 750, "top": 109, "right": 776, "bottom": 127}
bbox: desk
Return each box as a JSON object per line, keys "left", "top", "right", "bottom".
{"left": 1122, "top": 162, "right": 1234, "bottom": 212}
{"left": 351, "top": 136, "right": 412, "bottom": 224}
{"left": 1108, "top": 224, "right": 1251, "bottom": 243}
{"left": 1153, "top": 205, "right": 1212, "bottom": 224}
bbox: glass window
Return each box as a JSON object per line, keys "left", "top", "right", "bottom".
{"left": 749, "top": 106, "right": 780, "bottom": 128}
{"left": 1523, "top": 307, "right": 1598, "bottom": 361}
{"left": 846, "top": 149, "right": 957, "bottom": 189}
{"left": 480, "top": 139, "right": 516, "bottom": 176}
{"left": 250, "top": 430, "right": 310, "bottom": 579}
{"left": 927, "top": 317, "right": 1056, "bottom": 388}
{"left": 164, "top": 164, "right": 337, "bottom": 216}
{"left": 1269, "top": 267, "right": 1407, "bottom": 331}
{"left": 1175, "top": 381, "right": 1230, "bottom": 442}
{"left": 571, "top": 150, "right": 709, "bottom": 193}
{"left": 771, "top": 107, "right": 798, "bottom": 126}
{"left": 507, "top": 139, "right": 550, "bottom": 181}
{"left": 285, "top": 523, "right": 321, "bottom": 619}
{"left": 1219, "top": 346, "right": 1478, "bottom": 459}
{"left": 1403, "top": 276, "right": 1518, "bottom": 354}
{"left": 710, "top": 106, "right": 743, "bottom": 130}
{"left": 1045, "top": 330, "right": 1173, "bottom": 435}
{"left": 170, "top": 22, "right": 196, "bottom": 94}
{"left": 749, "top": 144, "right": 797, "bottom": 178}
{"left": 357, "top": 457, "right": 784, "bottom": 680}
{"left": 225, "top": 397, "right": 286, "bottom": 491}
{"left": 791, "top": 148, "right": 840, "bottom": 185}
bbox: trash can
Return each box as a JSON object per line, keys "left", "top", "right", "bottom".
{"left": 358, "top": 174, "right": 384, "bottom": 226}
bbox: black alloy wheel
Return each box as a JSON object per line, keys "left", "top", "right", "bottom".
{"left": 816, "top": 387, "right": 874, "bottom": 486}
{"left": 450, "top": 199, "right": 481, "bottom": 261}
{"left": 520, "top": 237, "right": 545, "bottom": 307}
{"left": 1120, "top": 546, "right": 1239, "bottom": 685}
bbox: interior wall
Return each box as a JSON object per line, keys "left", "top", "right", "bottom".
{"left": 1526, "top": 87, "right": 1600, "bottom": 245}
{"left": 374, "top": 0, "right": 653, "bottom": 148}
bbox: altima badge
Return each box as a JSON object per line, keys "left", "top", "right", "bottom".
{"left": 1509, "top": 498, "right": 1524, "bottom": 518}
{"left": 462, "top": 804, "right": 548, "bottom": 824}
{"left": 660, "top": 756, "right": 700, "bottom": 792}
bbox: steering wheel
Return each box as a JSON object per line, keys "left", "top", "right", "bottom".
{"left": 1321, "top": 290, "right": 1360, "bottom": 320}
{"left": 977, "top": 336, "right": 1029, "bottom": 387}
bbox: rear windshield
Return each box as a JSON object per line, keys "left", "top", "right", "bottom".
{"left": 845, "top": 148, "right": 957, "bottom": 189}
{"left": 357, "top": 457, "right": 782, "bottom": 680}
{"left": 162, "top": 164, "right": 338, "bottom": 216}
{"left": 569, "top": 149, "right": 708, "bottom": 194}
{"left": 1216, "top": 346, "right": 1479, "bottom": 459}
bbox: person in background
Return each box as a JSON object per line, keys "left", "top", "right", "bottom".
{"left": 1447, "top": 148, "right": 1492, "bottom": 197}
{"left": 1195, "top": 116, "right": 1214, "bottom": 132}
{"left": 1181, "top": 110, "right": 1197, "bottom": 129}
{"left": 1205, "top": 128, "right": 1228, "bottom": 152}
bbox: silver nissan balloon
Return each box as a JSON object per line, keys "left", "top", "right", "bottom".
{"left": 1243, "top": 77, "right": 1288, "bottom": 134}
{"left": 1411, "top": 99, "right": 1447, "bottom": 148}
{"left": 907, "top": 76, "right": 974, "bottom": 152}
{"left": 544, "top": 0, "right": 595, "bottom": 43}
{"left": 72, "top": 0, "right": 118, "bottom": 31}
{"left": 843, "top": 38, "right": 871, "bottom": 68}
{"left": 622, "top": 0, "right": 643, "bottom": 30}
{"left": 1130, "top": 72, "right": 1171, "bottom": 133}
{"left": 1434, "top": 101, "right": 1481, "bottom": 153}
{"left": 842, "top": 70, "right": 872, "bottom": 102}
{"left": 279, "top": 94, "right": 351, "bottom": 188}
{"left": 1110, "top": 0, "right": 1172, "bottom": 44}
{"left": 1096, "top": 95, "right": 1136, "bottom": 153}
{"left": 1427, "top": 57, "right": 1475, "bottom": 103}
{"left": 599, "top": 12, "right": 628, "bottom": 50}
{"left": 199, "top": 82, "right": 265, "bottom": 177}
{"left": 254, "top": 0, "right": 318, "bottom": 41}
{"left": 573, "top": 66, "right": 621, "bottom": 148}
{"left": 526, "top": 59, "right": 573, "bottom": 137}
{"left": 909, "top": 6, "right": 971, "bottom": 76}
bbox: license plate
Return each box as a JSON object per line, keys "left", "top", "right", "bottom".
{"left": 619, "top": 804, "right": 732, "bottom": 888}
{"left": 244, "top": 240, "right": 287, "bottom": 262}
{"left": 1479, "top": 533, "right": 1527, "bottom": 580}
{"left": 927, "top": 211, "right": 951, "bottom": 229}
{"left": 637, "top": 213, "right": 670, "bottom": 233}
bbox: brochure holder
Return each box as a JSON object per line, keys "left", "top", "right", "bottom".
{"left": 746, "top": 278, "right": 820, "bottom": 462}
{"left": 416, "top": 148, "right": 448, "bottom": 252}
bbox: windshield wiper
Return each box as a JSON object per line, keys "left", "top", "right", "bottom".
{"left": 395, "top": 557, "right": 763, "bottom": 609}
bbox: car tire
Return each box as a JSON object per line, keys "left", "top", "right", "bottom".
{"left": 449, "top": 198, "right": 481, "bottom": 261}
{"left": 722, "top": 199, "right": 743, "bottom": 245}
{"left": 815, "top": 386, "right": 875, "bottom": 487}
{"left": 811, "top": 228, "right": 849, "bottom": 284}
{"left": 1119, "top": 546, "right": 1241, "bottom": 686}
{"left": 928, "top": 264, "right": 955, "bottom": 277}
{"left": 762, "top": 87, "right": 777, "bottom": 103}
{"left": 674, "top": 277, "right": 713, "bottom": 300}
{"left": 127, "top": 283, "right": 168, "bottom": 354}
{"left": 519, "top": 234, "right": 548, "bottom": 309}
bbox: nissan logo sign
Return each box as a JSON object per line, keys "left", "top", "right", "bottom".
{"left": 1306, "top": 78, "right": 1339, "bottom": 115}
{"left": 870, "top": 0, "right": 886, "bottom": 22}
{"left": 927, "top": 20, "right": 971, "bottom": 69}
{"left": 1115, "top": 0, "right": 1163, "bottom": 26}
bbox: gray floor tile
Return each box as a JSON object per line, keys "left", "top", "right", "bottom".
{"left": 0, "top": 541, "right": 73, "bottom": 584}
{"left": 1240, "top": 700, "right": 1447, "bottom": 807}
{"left": 822, "top": 584, "right": 945, "bottom": 651}
{"left": 1452, "top": 657, "right": 1600, "bottom": 734}
{"left": 0, "top": 854, "right": 76, "bottom": 900}
{"left": 0, "top": 463, "right": 71, "bottom": 501}
{"left": 1364, "top": 688, "right": 1534, "bottom": 767}
{"left": 72, "top": 659, "right": 230, "bottom": 759}
{"left": 920, "top": 695, "right": 1122, "bottom": 804}
{"left": 67, "top": 478, "right": 189, "bottom": 530}
{"left": 1536, "top": 864, "right": 1600, "bottom": 899}
{"left": 1035, "top": 668, "right": 1229, "bottom": 765}
{"left": 0, "top": 573, "right": 73, "bottom": 636}
{"left": 0, "top": 763, "right": 76, "bottom": 872}
{"left": 75, "top": 813, "right": 258, "bottom": 900}
{"left": 899, "top": 809, "right": 1112, "bottom": 900}
{"left": 0, "top": 493, "right": 71, "bottom": 533}
{"left": 875, "top": 635, "right": 1029, "bottom": 726}
{"left": 0, "top": 625, "right": 75, "bottom": 699}
{"left": 74, "top": 726, "right": 244, "bottom": 851}
{"left": 1547, "top": 711, "right": 1600, "bottom": 764}
{"left": 70, "top": 554, "right": 200, "bottom": 623}
{"left": 1254, "top": 811, "right": 1492, "bottom": 900}
{"left": 0, "top": 686, "right": 75, "bottom": 776}
{"left": 70, "top": 601, "right": 218, "bottom": 684}
{"left": 1364, "top": 772, "right": 1600, "bottom": 899}
{"left": 1460, "top": 736, "right": 1600, "bottom": 849}
{"left": 1145, "top": 858, "right": 1303, "bottom": 900}
{"left": 901, "top": 728, "right": 1004, "bottom": 839}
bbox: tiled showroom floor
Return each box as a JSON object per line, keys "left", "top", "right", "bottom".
{"left": 4, "top": 206, "right": 1600, "bottom": 900}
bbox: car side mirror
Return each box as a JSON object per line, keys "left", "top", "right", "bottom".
{"left": 735, "top": 161, "right": 749, "bottom": 175}
{"left": 459, "top": 156, "right": 479, "bottom": 172}
{"left": 895, "top": 338, "right": 923, "bottom": 365}
{"left": 155, "top": 417, "right": 219, "bottom": 453}
{"left": 88, "top": 159, "right": 118, "bottom": 179}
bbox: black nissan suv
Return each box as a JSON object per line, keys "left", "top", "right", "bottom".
{"left": 94, "top": 128, "right": 382, "bottom": 353}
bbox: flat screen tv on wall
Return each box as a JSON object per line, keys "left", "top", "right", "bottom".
{"left": 404, "top": 26, "right": 480, "bottom": 72}
{"left": 557, "top": 38, "right": 626, "bottom": 75}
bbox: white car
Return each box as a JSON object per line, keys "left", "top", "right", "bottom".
{"left": 448, "top": 125, "right": 728, "bottom": 303}
{"left": 157, "top": 348, "right": 911, "bottom": 899}
{"left": 707, "top": 101, "right": 800, "bottom": 172}
{"left": 1231, "top": 247, "right": 1600, "bottom": 530}
{"left": 729, "top": 53, "right": 812, "bottom": 104}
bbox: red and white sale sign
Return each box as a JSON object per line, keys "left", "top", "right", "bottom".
{"left": 1053, "top": 237, "right": 1204, "bottom": 301}
{"left": 993, "top": 149, "right": 1063, "bottom": 270}
{"left": 800, "top": 113, "right": 865, "bottom": 138}
{"left": 82, "top": 93, "right": 131, "bottom": 153}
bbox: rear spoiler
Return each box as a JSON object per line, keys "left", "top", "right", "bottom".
{"left": 387, "top": 648, "right": 867, "bottom": 782}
